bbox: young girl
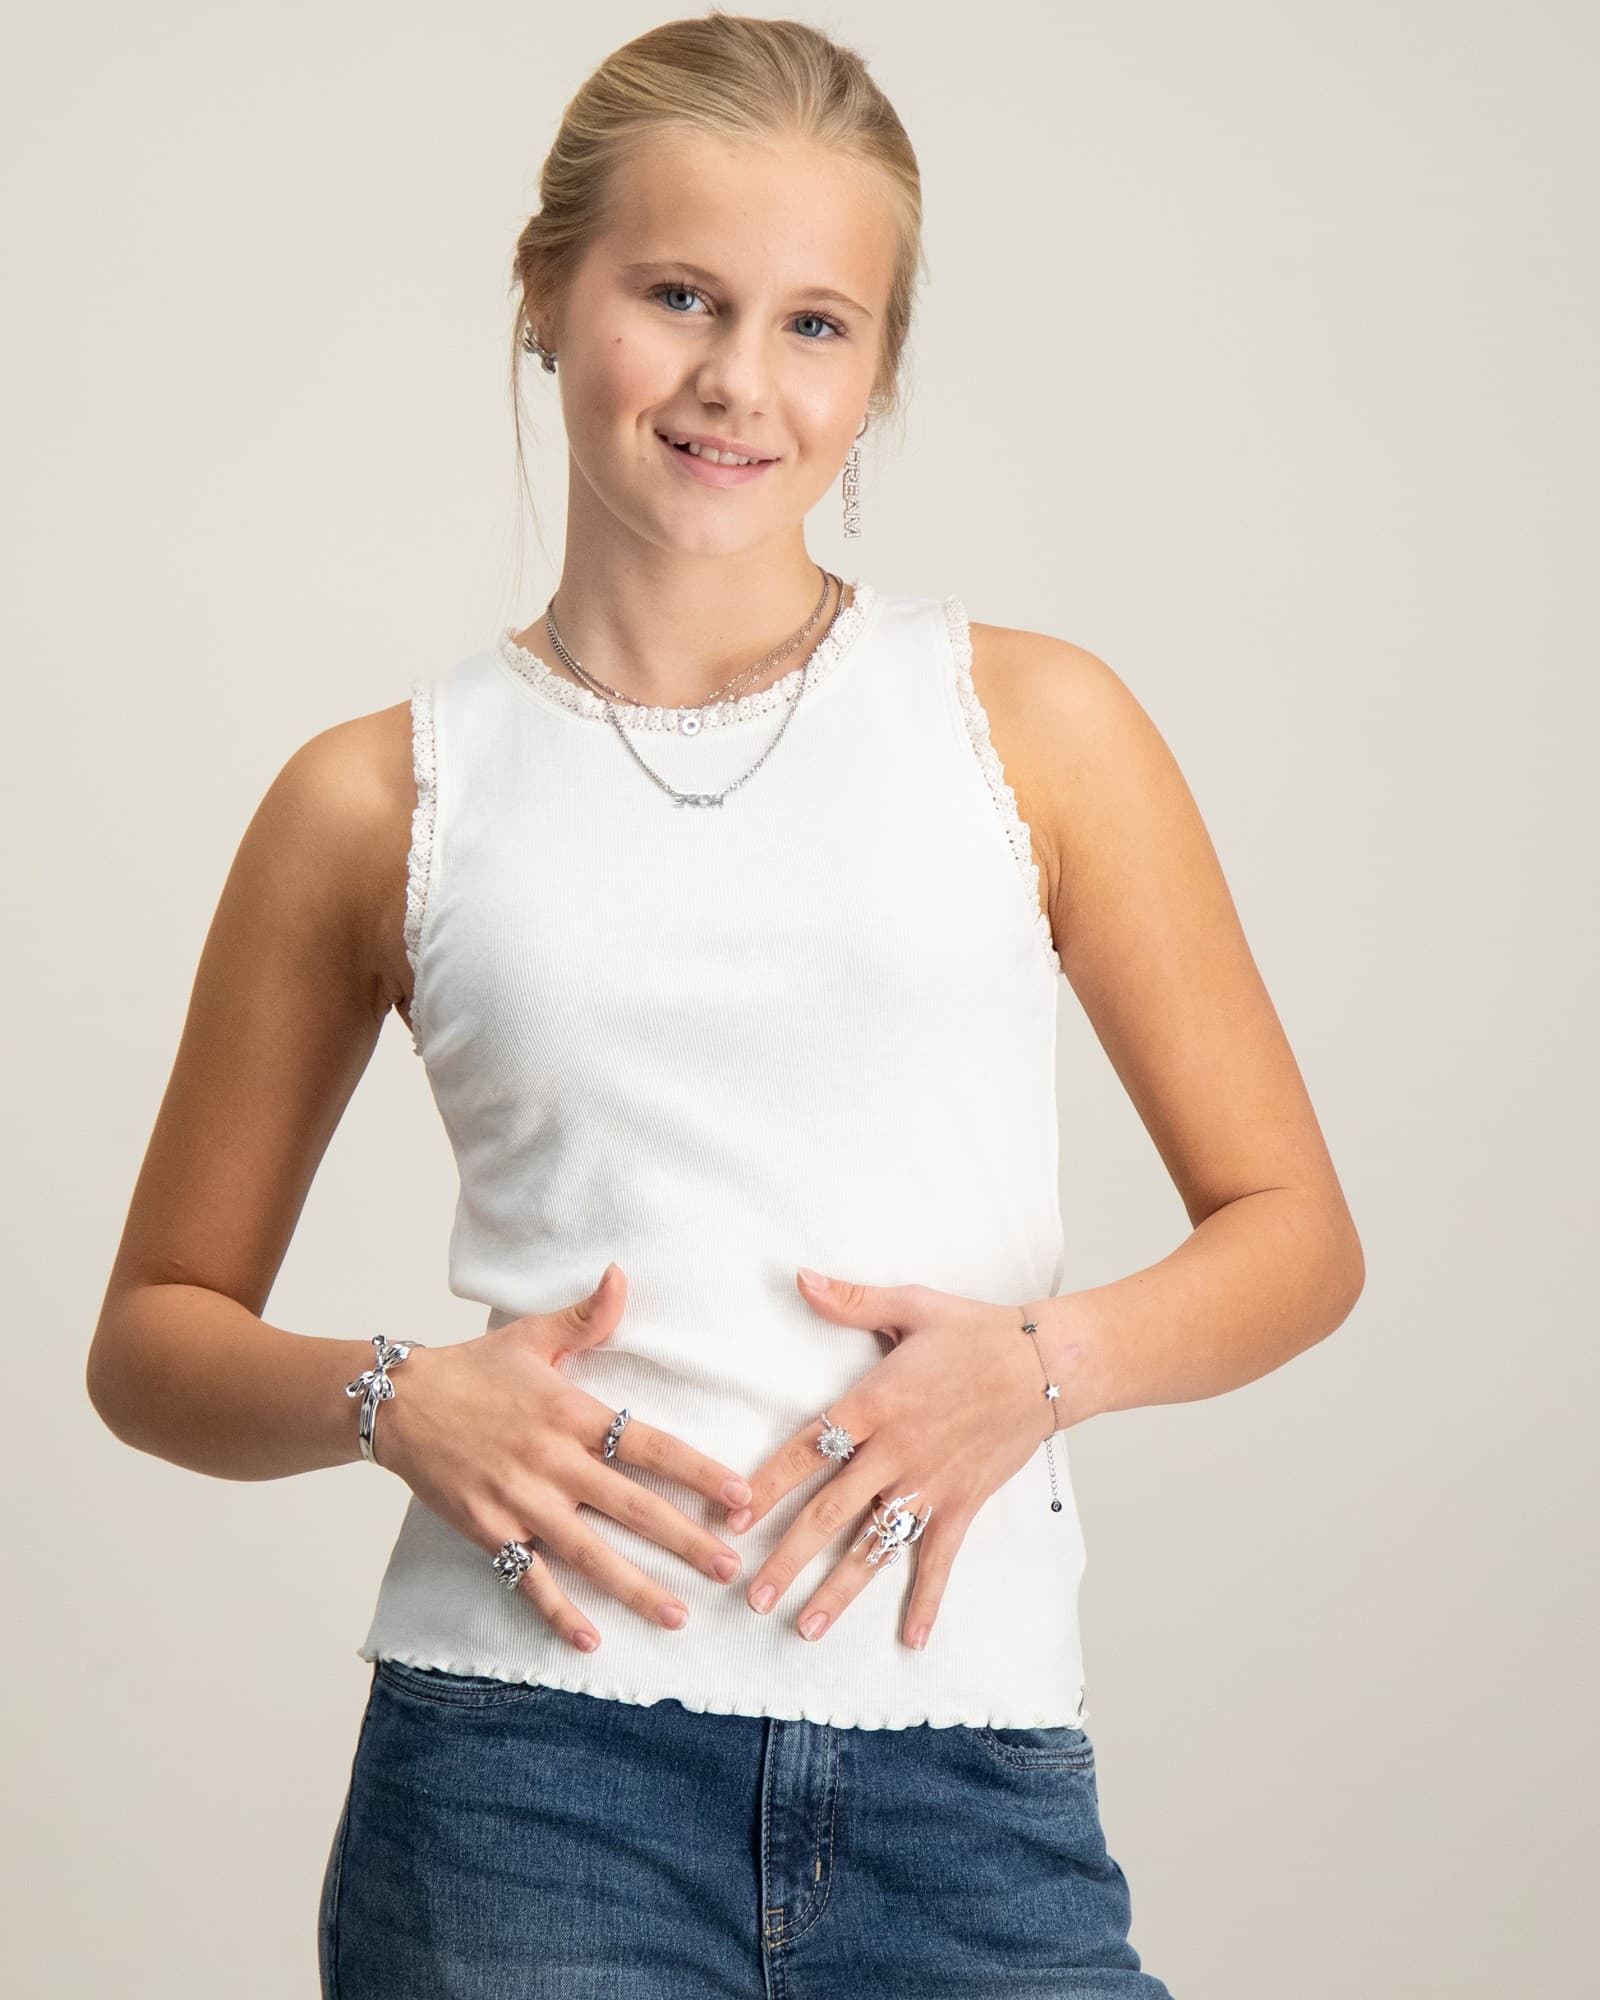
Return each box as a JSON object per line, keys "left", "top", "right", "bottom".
{"left": 88, "top": 15, "right": 1362, "bottom": 1996}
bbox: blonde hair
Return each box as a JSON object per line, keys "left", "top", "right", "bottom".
{"left": 508, "top": 10, "right": 925, "bottom": 530}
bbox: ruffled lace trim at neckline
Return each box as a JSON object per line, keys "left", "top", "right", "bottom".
{"left": 495, "top": 578, "right": 877, "bottom": 729}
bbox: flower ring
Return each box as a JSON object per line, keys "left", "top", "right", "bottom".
{"left": 815, "top": 1412, "right": 855, "bottom": 1462}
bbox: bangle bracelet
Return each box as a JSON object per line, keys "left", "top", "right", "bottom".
{"left": 1019, "top": 1310, "right": 1065, "bottom": 1514}
{"left": 344, "top": 1335, "right": 425, "bottom": 1466}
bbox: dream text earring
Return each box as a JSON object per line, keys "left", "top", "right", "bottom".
{"left": 842, "top": 414, "right": 867, "bottom": 537}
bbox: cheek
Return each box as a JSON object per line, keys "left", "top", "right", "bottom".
{"left": 595, "top": 332, "right": 681, "bottom": 411}
{"left": 792, "top": 380, "right": 865, "bottom": 453}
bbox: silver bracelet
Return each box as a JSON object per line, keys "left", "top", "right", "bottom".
{"left": 1019, "top": 1310, "right": 1065, "bottom": 1514}
{"left": 344, "top": 1335, "right": 425, "bottom": 1466}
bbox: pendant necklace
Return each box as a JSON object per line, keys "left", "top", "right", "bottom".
{"left": 541, "top": 568, "right": 844, "bottom": 808}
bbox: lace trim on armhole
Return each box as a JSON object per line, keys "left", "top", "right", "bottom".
{"left": 943, "top": 595, "right": 1062, "bottom": 978}
{"left": 402, "top": 676, "right": 437, "bottom": 1055}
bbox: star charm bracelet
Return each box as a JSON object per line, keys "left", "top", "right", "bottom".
{"left": 1019, "top": 1309, "right": 1065, "bottom": 1514}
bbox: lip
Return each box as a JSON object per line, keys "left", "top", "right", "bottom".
{"left": 658, "top": 426, "right": 777, "bottom": 459}
{"left": 655, "top": 429, "right": 779, "bottom": 488}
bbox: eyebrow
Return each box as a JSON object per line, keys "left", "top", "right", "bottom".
{"left": 620, "top": 259, "right": 875, "bottom": 320}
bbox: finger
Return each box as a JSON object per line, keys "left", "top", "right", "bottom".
{"left": 580, "top": 1402, "right": 753, "bottom": 1512}
{"left": 503, "top": 1537, "right": 603, "bottom": 1654}
{"left": 727, "top": 1398, "right": 877, "bottom": 1535}
{"left": 795, "top": 1269, "right": 927, "bottom": 1343}
{"left": 896, "top": 1503, "right": 968, "bottom": 1651}
{"left": 474, "top": 1485, "right": 691, "bottom": 1641}
{"left": 474, "top": 1513, "right": 601, "bottom": 1655}
{"left": 568, "top": 1450, "right": 744, "bottom": 1588}
{"left": 789, "top": 1507, "right": 897, "bottom": 1641}
{"left": 524, "top": 1262, "right": 629, "bottom": 1365}
{"left": 533, "top": 1500, "right": 696, "bottom": 1634}
{"left": 742, "top": 1450, "right": 889, "bottom": 1620}
{"left": 786, "top": 1489, "right": 943, "bottom": 1644}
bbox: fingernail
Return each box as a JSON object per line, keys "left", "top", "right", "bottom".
{"left": 797, "top": 1266, "right": 826, "bottom": 1288}
{"left": 722, "top": 1479, "right": 752, "bottom": 1506}
{"left": 574, "top": 1630, "right": 599, "bottom": 1652}
{"left": 909, "top": 1624, "right": 930, "bottom": 1650}
{"left": 750, "top": 1583, "right": 776, "bottom": 1613}
{"left": 799, "top": 1610, "right": 828, "bottom": 1640}
{"left": 659, "top": 1603, "right": 686, "bottom": 1628}
{"left": 712, "top": 1553, "right": 740, "bottom": 1581}
{"left": 727, "top": 1508, "right": 753, "bottom": 1532}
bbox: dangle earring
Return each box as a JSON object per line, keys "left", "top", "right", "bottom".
{"left": 520, "top": 321, "right": 557, "bottom": 373}
{"left": 842, "top": 414, "right": 867, "bottom": 537}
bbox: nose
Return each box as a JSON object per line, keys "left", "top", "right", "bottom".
{"left": 690, "top": 321, "right": 773, "bottom": 425}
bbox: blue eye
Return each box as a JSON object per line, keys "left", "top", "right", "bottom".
{"left": 792, "top": 310, "right": 846, "bottom": 342}
{"left": 649, "top": 282, "right": 846, "bottom": 342}
{"left": 654, "top": 283, "right": 705, "bottom": 316}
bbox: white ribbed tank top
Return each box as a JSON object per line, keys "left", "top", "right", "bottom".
{"left": 357, "top": 579, "right": 1091, "bottom": 1730}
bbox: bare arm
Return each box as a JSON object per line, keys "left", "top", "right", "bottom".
{"left": 980, "top": 628, "right": 1366, "bottom": 1423}
{"left": 85, "top": 704, "right": 417, "bottom": 1480}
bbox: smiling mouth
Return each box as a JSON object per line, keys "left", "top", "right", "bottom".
{"left": 655, "top": 431, "right": 778, "bottom": 466}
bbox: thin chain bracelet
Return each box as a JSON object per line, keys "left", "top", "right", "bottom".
{"left": 1019, "top": 1309, "right": 1065, "bottom": 1513}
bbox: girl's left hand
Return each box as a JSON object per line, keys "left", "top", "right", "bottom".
{"left": 728, "top": 1267, "right": 1084, "bottom": 1651}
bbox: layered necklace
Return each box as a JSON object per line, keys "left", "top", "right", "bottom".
{"left": 538, "top": 565, "right": 844, "bottom": 808}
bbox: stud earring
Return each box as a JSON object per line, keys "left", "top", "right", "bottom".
{"left": 842, "top": 414, "right": 868, "bottom": 537}
{"left": 520, "top": 322, "right": 557, "bottom": 372}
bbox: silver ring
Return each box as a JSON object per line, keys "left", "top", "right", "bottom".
{"left": 851, "top": 1491, "right": 933, "bottom": 1571}
{"left": 492, "top": 1539, "right": 534, "bottom": 1590}
{"left": 602, "top": 1408, "right": 631, "bottom": 1462}
{"left": 815, "top": 1411, "right": 855, "bottom": 1462}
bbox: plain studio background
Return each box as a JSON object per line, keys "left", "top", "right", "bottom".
{"left": 4, "top": 3, "right": 1594, "bottom": 1994}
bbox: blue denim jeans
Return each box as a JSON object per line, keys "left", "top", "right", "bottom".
{"left": 319, "top": 1659, "right": 1175, "bottom": 1997}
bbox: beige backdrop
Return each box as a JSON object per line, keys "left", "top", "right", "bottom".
{"left": 6, "top": 3, "right": 1594, "bottom": 1994}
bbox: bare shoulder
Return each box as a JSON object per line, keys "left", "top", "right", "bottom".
{"left": 966, "top": 619, "right": 1176, "bottom": 944}
{"left": 291, "top": 698, "right": 417, "bottom": 1011}
{"left": 244, "top": 698, "right": 415, "bottom": 1012}
{"left": 967, "top": 618, "right": 1115, "bottom": 694}
{"left": 967, "top": 620, "right": 1159, "bottom": 779}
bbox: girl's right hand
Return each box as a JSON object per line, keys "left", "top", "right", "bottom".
{"left": 374, "top": 1264, "right": 751, "bottom": 1652}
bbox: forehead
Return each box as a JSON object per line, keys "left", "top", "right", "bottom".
{"left": 591, "top": 125, "right": 896, "bottom": 301}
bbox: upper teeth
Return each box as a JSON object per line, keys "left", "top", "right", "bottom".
{"left": 665, "top": 433, "right": 763, "bottom": 466}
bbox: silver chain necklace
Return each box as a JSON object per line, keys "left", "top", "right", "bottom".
{"left": 542, "top": 570, "right": 845, "bottom": 809}
{"left": 544, "top": 565, "right": 837, "bottom": 723}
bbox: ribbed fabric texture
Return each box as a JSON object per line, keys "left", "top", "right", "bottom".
{"left": 357, "top": 579, "right": 1090, "bottom": 1730}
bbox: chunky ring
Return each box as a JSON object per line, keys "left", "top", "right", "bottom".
{"left": 492, "top": 1539, "right": 534, "bottom": 1590}
{"left": 851, "top": 1490, "right": 933, "bottom": 1571}
{"left": 602, "top": 1408, "right": 631, "bottom": 1462}
{"left": 815, "top": 1411, "right": 855, "bottom": 1462}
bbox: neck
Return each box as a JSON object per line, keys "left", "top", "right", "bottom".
{"left": 514, "top": 561, "right": 851, "bottom": 708}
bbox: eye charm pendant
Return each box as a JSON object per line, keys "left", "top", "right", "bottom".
{"left": 677, "top": 711, "right": 702, "bottom": 736}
